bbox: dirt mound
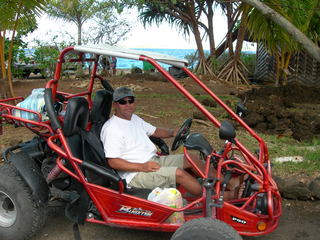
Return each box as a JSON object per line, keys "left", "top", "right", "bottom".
{"left": 238, "top": 83, "right": 320, "bottom": 141}
{"left": 242, "top": 83, "right": 320, "bottom": 104}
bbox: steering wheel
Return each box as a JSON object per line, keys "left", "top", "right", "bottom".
{"left": 171, "top": 118, "right": 193, "bottom": 151}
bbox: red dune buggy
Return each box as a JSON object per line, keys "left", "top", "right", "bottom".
{"left": 0, "top": 45, "right": 281, "bottom": 240}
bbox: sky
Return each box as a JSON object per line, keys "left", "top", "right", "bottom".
{"left": 25, "top": 8, "right": 255, "bottom": 51}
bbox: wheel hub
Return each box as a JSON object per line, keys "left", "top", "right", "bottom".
{"left": 0, "top": 191, "right": 17, "bottom": 227}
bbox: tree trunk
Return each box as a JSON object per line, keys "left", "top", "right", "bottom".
{"left": 183, "top": 2, "right": 213, "bottom": 75}
{"left": 77, "top": 22, "right": 82, "bottom": 45}
{"left": 0, "top": 33, "right": 9, "bottom": 99}
{"left": 234, "top": 5, "right": 249, "bottom": 60}
{"left": 282, "top": 53, "right": 291, "bottom": 85}
{"left": 193, "top": 25, "right": 205, "bottom": 68}
{"left": 275, "top": 54, "right": 280, "bottom": 87}
{"left": 7, "top": 20, "right": 20, "bottom": 98}
{"left": 0, "top": 32, "right": 8, "bottom": 98}
{"left": 217, "top": 5, "right": 250, "bottom": 85}
{"left": 241, "top": 0, "right": 320, "bottom": 62}
{"left": 0, "top": 77, "right": 9, "bottom": 99}
{"left": 226, "top": 2, "right": 234, "bottom": 57}
{"left": 76, "top": 21, "right": 84, "bottom": 77}
{"left": 5, "top": 0, "right": 24, "bottom": 98}
{"left": 193, "top": 24, "right": 213, "bottom": 75}
{"left": 206, "top": 0, "right": 215, "bottom": 57}
{"left": 0, "top": 32, "right": 6, "bottom": 79}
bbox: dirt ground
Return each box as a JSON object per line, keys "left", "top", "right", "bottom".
{"left": 1, "top": 73, "right": 320, "bottom": 240}
{"left": 238, "top": 83, "right": 320, "bottom": 141}
{"left": 29, "top": 199, "right": 320, "bottom": 240}
{"left": 1, "top": 74, "right": 244, "bottom": 150}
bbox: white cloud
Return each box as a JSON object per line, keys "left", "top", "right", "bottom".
{"left": 24, "top": 8, "right": 255, "bottom": 51}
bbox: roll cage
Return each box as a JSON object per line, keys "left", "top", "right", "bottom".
{"left": 0, "top": 44, "right": 281, "bottom": 236}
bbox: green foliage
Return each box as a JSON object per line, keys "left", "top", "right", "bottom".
{"left": 47, "top": 0, "right": 111, "bottom": 24}
{"left": 2, "top": 15, "right": 37, "bottom": 77}
{"left": 130, "top": 66, "right": 143, "bottom": 74}
{"left": 87, "top": 12, "right": 131, "bottom": 45}
{"left": 236, "top": 130, "right": 320, "bottom": 174}
{"left": 247, "top": 0, "right": 320, "bottom": 53}
{"left": 33, "top": 45, "right": 59, "bottom": 78}
{"left": 0, "top": 0, "right": 46, "bottom": 30}
{"left": 47, "top": 0, "right": 130, "bottom": 46}
{"left": 33, "top": 36, "right": 76, "bottom": 78}
{"left": 273, "top": 145, "right": 320, "bottom": 174}
{"left": 184, "top": 51, "right": 199, "bottom": 70}
{"left": 138, "top": 1, "right": 193, "bottom": 37}
{"left": 240, "top": 53, "right": 256, "bottom": 75}
{"left": 184, "top": 50, "right": 211, "bottom": 70}
{"left": 202, "top": 51, "right": 256, "bottom": 75}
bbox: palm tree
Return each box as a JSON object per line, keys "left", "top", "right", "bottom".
{"left": 218, "top": 3, "right": 251, "bottom": 85}
{"left": 138, "top": 0, "right": 214, "bottom": 75}
{"left": 246, "top": 0, "right": 320, "bottom": 86}
{"left": 219, "top": 0, "right": 241, "bottom": 57}
{"left": 242, "top": 0, "right": 320, "bottom": 62}
{"left": 0, "top": 0, "right": 46, "bottom": 98}
{"left": 47, "top": 0, "right": 112, "bottom": 45}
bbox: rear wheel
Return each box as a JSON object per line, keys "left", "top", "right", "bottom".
{"left": 0, "top": 162, "right": 47, "bottom": 240}
{"left": 171, "top": 218, "right": 242, "bottom": 240}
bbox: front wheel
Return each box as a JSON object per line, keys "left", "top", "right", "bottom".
{"left": 0, "top": 162, "right": 47, "bottom": 240}
{"left": 171, "top": 218, "right": 242, "bottom": 240}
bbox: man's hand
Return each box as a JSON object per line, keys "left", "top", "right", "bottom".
{"left": 141, "top": 161, "right": 160, "bottom": 172}
{"left": 152, "top": 128, "right": 178, "bottom": 138}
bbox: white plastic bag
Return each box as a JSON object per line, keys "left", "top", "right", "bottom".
{"left": 13, "top": 88, "right": 48, "bottom": 122}
{"left": 148, "top": 187, "right": 184, "bottom": 224}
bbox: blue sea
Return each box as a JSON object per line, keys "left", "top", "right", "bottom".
{"left": 24, "top": 47, "right": 254, "bottom": 70}
{"left": 117, "top": 48, "right": 196, "bottom": 69}
{"left": 117, "top": 48, "right": 255, "bottom": 69}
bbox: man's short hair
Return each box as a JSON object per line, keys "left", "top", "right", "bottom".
{"left": 113, "top": 86, "right": 134, "bottom": 102}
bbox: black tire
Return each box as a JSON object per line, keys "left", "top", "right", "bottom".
{"left": 0, "top": 161, "right": 47, "bottom": 240}
{"left": 22, "top": 70, "right": 31, "bottom": 78}
{"left": 171, "top": 218, "right": 242, "bottom": 240}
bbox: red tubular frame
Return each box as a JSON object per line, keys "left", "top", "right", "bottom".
{"left": 0, "top": 47, "right": 281, "bottom": 236}
{"left": 0, "top": 99, "right": 53, "bottom": 135}
{"left": 139, "top": 55, "right": 281, "bottom": 234}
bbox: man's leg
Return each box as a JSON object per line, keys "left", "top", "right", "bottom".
{"left": 153, "top": 155, "right": 202, "bottom": 196}
{"left": 175, "top": 168, "right": 202, "bottom": 196}
{"left": 156, "top": 154, "right": 241, "bottom": 199}
{"left": 128, "top": 165, "right": 178, "bottom": 190}
{"left": 182, "top": 153, "right": 244, "bottom": 200}
{"left": 183, "top": 152, "right": 216, "bottom": 177}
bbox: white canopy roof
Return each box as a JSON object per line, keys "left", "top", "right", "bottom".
{"left": 74, "top": 44, "right": 188, "bottom": 68}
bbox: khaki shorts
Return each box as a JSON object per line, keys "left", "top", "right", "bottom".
{"left": 128, "top": 154, "right": 184, "bottom": 189}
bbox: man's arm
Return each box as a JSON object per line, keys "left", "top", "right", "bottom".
{"left": 151, "top": 127, "right": 177, "bottom": 139}
{"left": 108, "top": 158, "right": 160, "bottom": 172}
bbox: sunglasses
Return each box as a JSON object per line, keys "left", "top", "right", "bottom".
{"left": 117, "top": 97, "right": 135, "bottom": 105}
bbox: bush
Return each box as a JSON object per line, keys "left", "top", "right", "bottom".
{"left": 240, "top": 53, "right": 256, "bottom": 75}
{"left": 131, "top": 67, "right": 143, "bottom": 74}
{"left": 33, "top": 45, "right": 60, "bottom": 78}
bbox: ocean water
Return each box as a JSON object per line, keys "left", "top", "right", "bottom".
{"left": 116, "top": 48, "right": 255, "bottom": 69}
{"left": 117, "top": 48, "right": 196, "bottom": 69}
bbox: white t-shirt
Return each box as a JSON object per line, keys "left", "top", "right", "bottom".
{"left": 100, "top": 114, "right": 157, "bottom": 184}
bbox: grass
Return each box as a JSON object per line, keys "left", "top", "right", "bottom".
{"left": 139, "top": 91, "right": 320, "bottom": 175}
{"left": 136, "top": 93, "right": 183, "bottom": 99}
{"left": 236, "top": 131, "right": 320, "bottom": 175}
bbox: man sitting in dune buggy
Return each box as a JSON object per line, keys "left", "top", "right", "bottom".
{"left": 101, "top": 86, "right": 242, "bottom": 199}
